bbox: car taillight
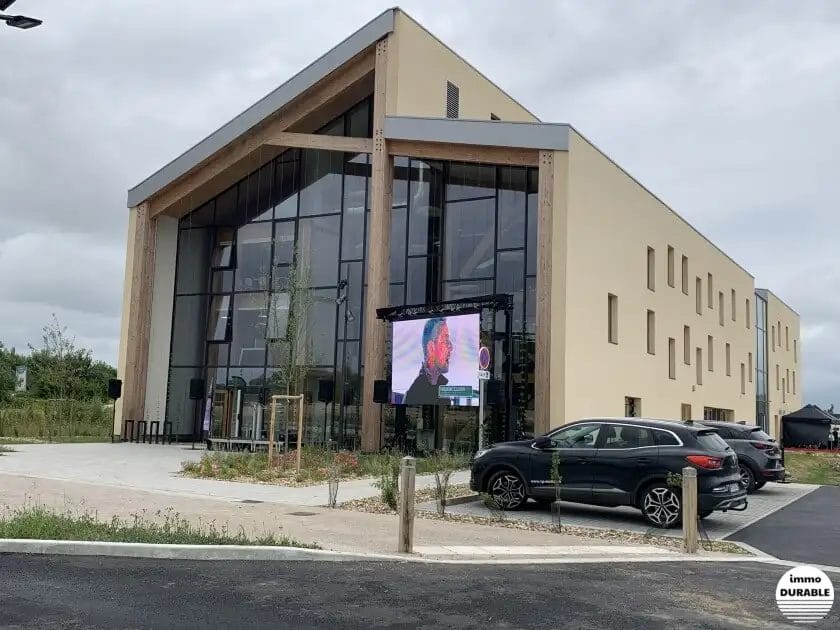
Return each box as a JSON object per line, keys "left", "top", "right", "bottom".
{"left": 686, "top": 455, "right": 723, "bottom": 470}
{"left": 749, "top": 441, "right": 774, "bottom": 450}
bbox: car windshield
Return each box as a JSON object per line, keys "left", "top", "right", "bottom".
{"left": 748, "top": 428, "right": 773, "bottom": 441}
{"left": 696, "top": 431, "right": 730, "bottom": 451}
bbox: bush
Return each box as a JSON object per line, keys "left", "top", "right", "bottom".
{"left": 0, "top": 398, "right": 112, "bottom": 439}
{"left": 375, "top": 458, "right": 401, "bottom": 510}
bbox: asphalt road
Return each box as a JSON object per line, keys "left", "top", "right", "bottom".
{"left": 727, "top": 485, "right": 840, "bottom": 566}
{"left": 2, "top": 555, "right": 834, "bottom": 629}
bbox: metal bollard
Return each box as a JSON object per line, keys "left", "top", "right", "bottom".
{"left": 398, "top": 456, "right": 416, "bottom": 553}
{"left": 682, "top": 466, "right": 698, "bottom": 554}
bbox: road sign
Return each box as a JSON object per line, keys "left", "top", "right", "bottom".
{"left": 439, "top": 385, "right": 474, "bottom": 398}
{"left": 477, "top": 370, "right": 490, "bottom": 380}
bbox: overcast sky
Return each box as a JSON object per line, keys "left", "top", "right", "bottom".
{"left": 1, "top": 1, "right": 837, "bottom": 407}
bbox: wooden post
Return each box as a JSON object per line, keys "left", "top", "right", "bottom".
{"left": 682, "top": 466, "right": 698, "bottom": 554}
{"left": 534, "top": 151, "right": 554, "bottom": 436}
{"left": 268, "top": 397, "right": 277, "bottom": 468}
{"left": 296, "top": 394, "right": 304, "bottom": 473}
{"left": 398, "top": 456, "right": 416, "bottom": 553}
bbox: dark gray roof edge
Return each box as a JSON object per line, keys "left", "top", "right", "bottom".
{"left": 755, "top": 288, "right": 800, "bottom": 317}
{"left": 126, "top": 8, "right": 395, "bottom": 208}
{"left": 384, "top": 116, "right": 569, "bottom": 151}
{"left": 567, "top": 126, "right": 755, "bottom": 280}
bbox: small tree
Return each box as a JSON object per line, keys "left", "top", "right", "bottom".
{"left": 550, "top": 450, "right": 563, "bottom": 532}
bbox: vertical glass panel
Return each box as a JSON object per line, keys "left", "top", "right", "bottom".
{"left": 299, "top": 149, "right": 343, "bottom": 216}
{"left": 406, "top": 257, "right": 428, "bottom": 305}
{"left": 525, "top": 277, "right": 536, "bottom": 334}
{"left": 207, "top": 295, "right": 231, "bottom": 343}
{"left": 230, "top": 293, "right": 267, "bottom": 366}
{"left": 273, "top": 220, "right": 295, "bottom": 266}
{"left": 408, "top": 160, "right": 443, "bottom": 256}
{"left": 175, "top": 228, "right": 211, "bottom": 294}
{"left": 214, "top": 185, "right": 240, "bottom": 227}
{"left": 211, "top": 270, "right": 233, "bottom": 293}
{"left": 307, "top": 289, "right": 337, "bottom": 366}
{"left": 171, "top": 295, "right": 209, "bottom": 366}
{"left": 443, "top": 279, "right": 494, "bottom": 301}
{"left": 181, "top": 201, "right": 214, "bottom": 228}
{"left": 526, "top": 168, "right": 538, "bottom": 275}
{"left": 211, "top": 227, "right": 234, "bottom": 269}
{"left": 346, "top": 98, "right": 371, "bottom": 138}
{"left": 273, "top": 153, "right": 299, "bottom": 219}
{"left": 341, "top": 204, "right": 365, "bottom": 261}
{"left": 267, "top": 292, "right": 290, "bottom": 341}
{"left": 389, "top": 283, "right": 404, "bottom": 307}
{"left": 392, "top": 156, "right": 409, "bottom": 208}
{"left": 234, "top": 221, "right": 272, "bottom": 292}
{"left": 240, "top": 162, "right": 275, "bottom": 223}
{"left": 497, "top": 167, "right": 527, "bottom": 250}
{"left": 165, "top": 367, "right": 201, "bottom": 435}
{"left": 297, "top": 214, "right": 340, "bottom": 287}
{"left": 446, "top": 162, "right": 496, "bottom": 201}
{"left": 389, "top": 206, "right": 406, "bottom": 282}
{"left": 343, "top": 153, "right": 369, "bottom": 216}
{"left": 206, "top": 343, "right": 229, "bottom": 366}
{"left": 497, "top": 250, "right": 525, "bottom": 331}
{"left": 443, "top": 198, "right": 495, "bottom": 280}
{"left": 339, "top": 261, "right": 363, "bottom": 339}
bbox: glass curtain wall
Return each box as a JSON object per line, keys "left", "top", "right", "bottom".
{"left": 385, "top": 159, "right": 538, "bottom": 453}
{"left": 168, "top": 97, "right": 372, "bottom": 446}
{"left": 755, "top": 293, "right": 769, "bottom": 431}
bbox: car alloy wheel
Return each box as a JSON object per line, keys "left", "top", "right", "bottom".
{"left": 641, "top": 485, "right": 681, "bottom": 528}
{"left": 739, "top": 465, "right": 756, "bottom": 493}
{"left": 488, "top": 471, "right": 526, "bottom": 510}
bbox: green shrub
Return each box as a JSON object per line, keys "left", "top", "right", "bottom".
{"left": 0, "top": 398, "right": 111, "bottom": 439}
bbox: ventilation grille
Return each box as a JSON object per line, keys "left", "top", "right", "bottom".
{"left": 446, "top": 81, "right": 459, "bottom": 119}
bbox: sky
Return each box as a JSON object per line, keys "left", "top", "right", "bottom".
{"left": 0, "top": 0, "right": 837, "bottom": 407}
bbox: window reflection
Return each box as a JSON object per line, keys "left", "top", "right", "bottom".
{"left": 443, "top": 198, "right": 495, "bottom": 280}
{"left": 234, "top": 222, "right": 272, "bottom": 291}
{"left": 230, "top": 293, "right": 267, "bottom": 366}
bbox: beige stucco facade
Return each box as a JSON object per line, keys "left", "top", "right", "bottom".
{"left": 762, "top": 289, "right": 802, "bottom": 437}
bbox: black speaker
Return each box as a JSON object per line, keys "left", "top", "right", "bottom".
{"left": 189, "top": 378, "right": 205, "bottom": 400}
{"left": 107, "top": 378, "right": 122, "bottom": 400}
{"left": 373, "top": 380, "right": 390, "bottom": 404}
{"left": 318, "top": 379, "right": 334, "bottom": 402}
{"left": 485, "top": 379, "right": 505, "bottom": 405}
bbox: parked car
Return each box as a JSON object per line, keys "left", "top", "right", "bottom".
{"left": 470, "top": 418, "right": 747, "bottom": 528}
{"left": 696, "top": 421, "right": 784, "bottom": 493}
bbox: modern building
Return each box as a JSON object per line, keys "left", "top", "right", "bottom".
{"left": 114, "top": 7, "right": 801, "bottom": 451}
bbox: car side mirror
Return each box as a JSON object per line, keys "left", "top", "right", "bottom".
{"left": 533, "top": 436, "right": 552, "bottom": 450}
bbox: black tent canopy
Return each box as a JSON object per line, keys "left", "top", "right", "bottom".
{"left": 782, "top": 405, "right": 837, "bottom": 448}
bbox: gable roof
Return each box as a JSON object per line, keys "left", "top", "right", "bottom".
{"left": 126, "top": 8, "right": 396, "bottom": 208}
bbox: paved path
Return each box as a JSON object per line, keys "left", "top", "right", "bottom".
{"left": 0, "top": 442, "right": 468, "bottom": 506}
{"left": 727, "top": 485, "right": 840, "bottom": 565}
{"left": 427, "top": 482, "right": 817, "bottom": 539}
{"left": 1, "top": 556, "right": 824, "bottom": 629}
{"left": 0, "top": 474, "right": 612, "bottom": 555}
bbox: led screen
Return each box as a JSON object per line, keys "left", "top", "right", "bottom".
{"left": 390, "top": 313, "right": 480, "bottom": 406}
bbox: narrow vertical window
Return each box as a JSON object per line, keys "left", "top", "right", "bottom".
{"left": 668, "top": 338, "right": 676, "bottom": 379}
{"left": 696, "top": 348, "right": 703, "bottom": 385}
{"left": 696, "top": 277, "right": 702, "bottom": 314}
{"left": 740, "top": 363, "right": 746, "bottom": 395}
{"left": 683, "top": 325, "right": 691, "bottom": 364}
{"left": 746, "top": 298, "right": 751, "bottom": 329}
{"left": 608, "top": 294, "right": 618, "bottom": 344}
{"left": 647, "top": 310, "right": 656, "bottom": 354}
{"left": 647, "top": 247, "right": 655, "bottom": 291}
{"left": 707, "top": 335, "right": 714, "bottom": 371}
{"left": 785, "top": 326, "right": 789, "bottom": 350}
{"left": 793, "top": 371, "right": 796, "bottom": 395}
{"left": 725, "top": 343, "right": 731, "bottom": 376}
{"left": 777, "top": 321, "right": 781, "bottom": 348}
{"left": 772, "top": 326, "right": 776, "bottom": 350}
{"left": 667, "top": 246, "right": 675, "bottom": 287}
{"left": 786, "top": 368, "right": 790, "bottom": 392}
{"left": 731, "top": 289, "right": 736, "bottom": 321}
{"left": 707, "top": 273, "right": 713, "bottom": 308}
{"left": 748, "top": 352, "right": 753, "bottom": 383}
{"left": 681, "top": 256, "right": 688, "bottom": 294}
{"left": 782, "top": 379, "right": 786, "bottom": 403}
{"left": 776, "top": 364, "right": 780, "bottom": 390}
{"left": 794, "top": 339, "right": 797, "bottom": 363}
{"left": 718, "top": 291, "right": 724, "bottom": 326}
{"left": 446, "top": 81, "right": 459, "bottom": 119}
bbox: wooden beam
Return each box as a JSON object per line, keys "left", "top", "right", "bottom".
{"left": 264, "top": 132, "right": 373, "bottom": 154}
{"left": 387, "top": 139, "right": 538, "bottom": 167}
{"left": 534, "top": 151, "right": 554, "bottom": 436}
{"left": 121, "top": 203, "right": 156, "bottom": 435}
{"left": 361, "top": 37, "right": 392, "bottom": 452}
{"left": 149, "top": 50, "right": 375, "bottom": 217}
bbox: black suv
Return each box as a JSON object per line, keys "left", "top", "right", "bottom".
{"left": 697, "top": 421, "right": 784, "bottom": 493}
{"left": 470, "top": 418, "right": 747, "bottom": 528}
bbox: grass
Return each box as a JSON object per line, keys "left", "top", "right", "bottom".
{"left": 784, "top": 451, "right": 840, "bottom": 486}
{"left": 182, "top": 447, "right": 471, "bottom": 486}
{"left": 0, "top": 505, "right": 317, "bottom": 547}
{"left": 0, "top": 435, "right": 112, "bottom": 445}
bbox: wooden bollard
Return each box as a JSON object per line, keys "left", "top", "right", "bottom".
{"left": 398, "top": 456, "right": 416, "bottom": 553}
{"left": 682, "top": 466, "right": 698, "bottom": 554}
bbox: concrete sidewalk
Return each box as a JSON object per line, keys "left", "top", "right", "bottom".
{"left": 0, "top": 474, "right": 629, "bottom": 556}
{"left": 0, "top": 442, "right": 467, "bottom": 506}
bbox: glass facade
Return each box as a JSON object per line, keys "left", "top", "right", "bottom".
{"left": 168, "top": 98, "right": 372, "bottom": 446}
{"left": 755, "top": 293, "right": 769, "bottom": 431}
{"left": 385, "top": 159, "right": 538, "bottom": 453}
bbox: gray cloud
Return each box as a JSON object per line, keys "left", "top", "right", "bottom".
{"left": 1, "top": 0, "right": 836, "bottom": 406}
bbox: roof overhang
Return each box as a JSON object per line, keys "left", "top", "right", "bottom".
{"left": 126, "top": 8, "right": 395, "bottom": 208}
{"left": 384, "top": 116, "right": 570, "bottom": 151}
